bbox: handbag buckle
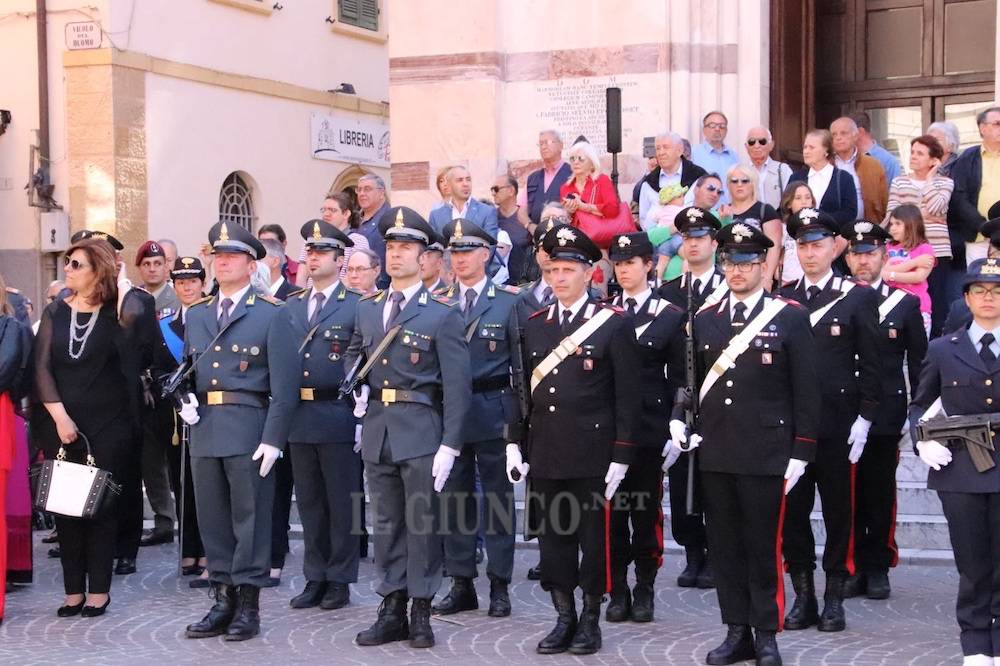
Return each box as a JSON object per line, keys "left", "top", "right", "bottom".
{"left": 56, "top": 447, "right": 66, "bottom": 461}
{"left": 206, "top": 390, "right": 224, "bottom": 405}
{"left": 86, "top": 455, "right": 96, "bottom": 467}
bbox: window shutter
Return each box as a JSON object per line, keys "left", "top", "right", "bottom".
{"left": 338, "top": 0, "right": 361, "bottom": 26}
{"left": 359, "top": 0, "right": 379, "bottom": 31}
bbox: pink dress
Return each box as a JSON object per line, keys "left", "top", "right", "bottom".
{"left": 885, "top": 241, "right": 934, "bottom": 316}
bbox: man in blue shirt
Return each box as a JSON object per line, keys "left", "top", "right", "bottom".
{"left": 690, "top": 111, "right": 739, "bottom": 204}
{"left": 356, "top": 174, "right": 391, "bottom": 290}
{"left": 850, "top": 111, "right": 902, "bottom": 185}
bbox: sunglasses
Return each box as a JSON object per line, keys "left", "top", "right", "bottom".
{"left": 746, "top": 138, "right": 769, "bottom": 146}
{"left": 703, "top": 185, "right": 722, "bottom": 193}
{"left": 64, "top": 257, "right": 90, "bottom": 271}
{"left": 729, "top": 178, "right": 752, "bottom": 185}
{"left": 567, "top": 155, "right": 588, "bottom": 163}
{"left": 490, "top": 185, "right": 512, "bottom": 194}
{"left": 540, "top": 215, "right": 569, "bottom": 224}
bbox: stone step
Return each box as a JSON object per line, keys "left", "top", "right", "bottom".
{"left": 897, "top": 450, "right": 929, "bottom": 483}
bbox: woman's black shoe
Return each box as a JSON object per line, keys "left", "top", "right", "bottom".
{"left": 190, "top": 577, "right": 211, "bottom": 589}
{"left": 81, "top": 598, "right": 111, "bottom": 618}
{"left": 57, "top": 601, "right": 85, "bottom": 617}
{"left": 182, "top": 565, "right": 205, "bottom": 577}
{"left": 114, "top": 558, "right": 137, "bottom": 575}
{"left": 48, "top": 547, "right": 61, "bottom": 559}
{"left": 42, "top": 531, "right": 59, "bottom": 544}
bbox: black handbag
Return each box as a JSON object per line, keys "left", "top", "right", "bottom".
{"left": 33, "top": 433, "right": 120, "bottom": 519}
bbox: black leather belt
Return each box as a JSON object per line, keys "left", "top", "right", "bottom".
{"left": 375, "top": 388, "right": 437, "bottom": 407}
{"left": 299, "top": 387, "right": 342, "bottom": 402}
{"left": 197, "top": 390, "right": 268, "bottom": 408}
{"left": 472, "top": 374, "right": 510, "bottom": 393}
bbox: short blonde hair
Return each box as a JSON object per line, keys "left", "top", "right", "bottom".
{"left": 726, "top": 163, "right": 759, "bottom": 201}
{"left": 435, "top": 166, "right": 454, "bottom": 196}
{"left": 565, "top": 141, "right": 603, "bottom": 180}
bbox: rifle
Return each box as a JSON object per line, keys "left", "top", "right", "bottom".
{"left": 159, "top": 354, "right": 195, "bottom": 409}
{"left": 916, "top": 413, "right": 996, "bottom": 473}
{"left": 504, "top": 308, "right": 538, "bottom": 541}
{"left": 682, "top": 271, "right": 698, "bottom": 515}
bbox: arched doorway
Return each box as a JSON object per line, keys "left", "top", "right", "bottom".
{"left": 329, "top": 165, "right": 372, "bottom": 196}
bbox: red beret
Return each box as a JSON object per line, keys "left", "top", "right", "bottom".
{"left": 135, "top": 240, "right": 165, "bottom": 266}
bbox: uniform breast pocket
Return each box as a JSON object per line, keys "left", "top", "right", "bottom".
{"left": 760, "top": 413, "right": 790, "bottom": 443}
{"left": 817, "top": 320, "right": 851, "bottom": 338}
{"left": 324, "top": 330, "right": 350, "bottom": 362}
{"left": 399, "top": 332, "right": 432, "bottom": 364}
{"left": 751, "top": 336, "right": 782, "bottom": 365}
{"left": 477, "top": 326, "right": 506, "bottom": 352}
{"left": 942, "top": 373, "right": 969, "bottom": 392}
{"left": 576, "top": 343, "right": 604, "bottom": 371}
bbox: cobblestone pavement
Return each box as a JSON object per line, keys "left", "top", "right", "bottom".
{"left": 0, "top": 536, "right": 964, "bottom": 665}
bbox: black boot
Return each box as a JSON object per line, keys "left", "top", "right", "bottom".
{"left": 409, "top": 598, "right": 435, "bottom": 648}
{"left": 783, "top": 571, "right": 819, "bottom": 630}
{"left": 224, "top": 585, "right": 261, "bottom": 641}
{"left": 604, "top": 569, "right": 631, "bottom": 623}
{"left": 866, "top": 572, "right": 891, "bottom": 600}
{"left": 487, "top": 575, "right": 511, "bottom": 617}
{"left": 185, "top": 583, "right": 236, "bottom": 638}
{"left": 697, "top": 555, "right": 716, "bottom": 589}
{"left": 817, "top": 575, "right": 846, "bottom": 632}
{"left": 289, "top": 581, "right": 327, "bottom": 609}
{"left": 536, "top": 589, "right": 577, "bottom": 654}
{"left": 754, "top": 628, "right": 782, "bottom": 666}
{"left": 356, "top": 591, "right": 409, "bottom": 646}
{"left": 842, "top": 573, "right": 867, "bottom": 598}
{"left": 431, "top": 576, "right": 478, "bottom": 615}
{"left": 568, "top": 593, "right": 603, "bottom": 655}
{"left": 527, "top": 562, "right": 542, "bottom": 580}
{"left": 630, "top": 571, "right": 655, "bottom": 623}
{"left": 677, "top": 547, "right": 704, "bottom": 587}
{"left": 320, "top": 582, "right": 350, "bottom": 610}
{"left": 705, "top": 624, "right": 756, "bottom": 665}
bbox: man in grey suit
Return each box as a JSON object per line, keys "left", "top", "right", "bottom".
{"left": 428, "top": 166, "right": 499, "bottom": 239}
{"left": 346, "top": 207, "right": 472, "bottom": 649}
{"left": 432, "top": 219, "right": 521, "bottom": 619}
{"left": 178, "top": 220, "right": 298, "bottom": 642}
{"left": 286, "top": 220, "right": 364, "bottom": 611}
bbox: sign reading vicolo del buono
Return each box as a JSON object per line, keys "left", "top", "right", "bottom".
{"left": 65, "top": 21, "right": 102, "bottom": 51}
{"left": 310, "top": 113, "right": 390, "bottom": 168}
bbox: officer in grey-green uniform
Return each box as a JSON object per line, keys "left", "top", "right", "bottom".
{"left": 345, "top": 207, "right": 472, "bottom": 650}
{"left": 179, "top": 220, "right": 298, "bottom": 642}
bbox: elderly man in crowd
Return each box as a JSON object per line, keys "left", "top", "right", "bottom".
{"left": 745, "top": 126, "right": 794, "bottom": 209}
{"left": 638, "top": 132, "right": 707, "bottom": 230}
{"left": 928, "top": 121, "right": 963, "bottom": 178}
{"left": 831, "top": 116, "right": 888, "bottom": 224}
{"left": 157, "top": 238, "right": 178, "bottom": 271}
{"left": 949, "top": 106, "right": 1000, "bottom": 268}
{"left": 519, "top": 130, "right": 572, "bottom": 226}
{"left": 849, "top": 111, "right": 902, "bottom": 185}
{"left": 691, "top": 111, "right": 739, "bottom": 203}
{"left": 346, "top": 248, "right": 381, "bottom": 296}
{"left": 356, "top": 174, "right": 391, "bottom": 289}
{"left": 258, "top": 224, "right": 300, "bottom": 287}
{"left": 259, "top": 238, "right": 294, "bottom": 301}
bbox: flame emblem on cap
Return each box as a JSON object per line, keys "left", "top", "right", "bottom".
{"left": 394, "top": 209, "right": 405, "bottom": 228}
{"left": 617, "top": 235, "right": 631, "bottom": 248}
{"left": 312, "top": 222, "right": 322, "bottom": 239}
{"left": 219, "top": 223, "right": 230, "bottom": 242}
{"left": 555, "top": 227, "right": 576, "bottom": 246}
{"left": 731, "top": 223, "right": 752, "bottom": 242}
{"left": 454, "top": 220, "right": 463, "bottom": 239}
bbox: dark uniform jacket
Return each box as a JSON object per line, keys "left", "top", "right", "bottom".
{"left": 344, "top": 285, "right": 471, "bottom": 462}
{"left": 680, "top": 293, "right": 820, "bottom": 475}
{"left": 523, "top": 298, "right": 642, "bottom": 479}
{"left": 943, "top": 297, "right": 973, "bottom": 335}
{"left": 658, "top": 269, "right": 727, "bottom": 313}
{"left": 869, "top": 283, "right": 927, "bottom": 436}
{"left": 285, "top": 284, "right": 361, "bottom": 445}
{"left": 910, "top": 329, "right": 1000, "bottom": 493}
{"left": 608, "top": 291, "right": 686, "bottom": 448}
{"left": 779, "top": 274, "right": 881, "bottom": 438}
{"left": 184, "top": 289, "right": 298, "bottom": 456}
{"left": 438, "top": 282, "right": 521, "bottom": 444}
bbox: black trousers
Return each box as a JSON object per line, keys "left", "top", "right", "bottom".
{"left": 441, "top": 438, "right": 516, "bottom": 582}
{"left": 783, "top": 435, "right": 856, "bottom": 577}
{"left": 853, "top": 434, "right": 900, "bottom": 574}
{"left": 270, "top": 450, "right": 294, "bottom": 569}
{"left": 140, "top": 400, "right": 176, "bottom": 532}
{"left": 939, "top": 490, "right": 1000, "bottom": 657}
{"left": 113, "top": 443, "right": 142, "bottom": 560}
{"left": 609, "top": 447, "right": 664, "bottom": 579}
{"left": 167, "top": 424, "right": 203, "bottom": 559}
{"left": 668, "top": 450, "right": 707, "bottom": 551}
{"left": 289, "top": 441, "right": 361, "bottom": 583}
{"left": 532, "top": 476, "right": 609, "bottom": 596}
{"left": 701, "top": 471, "right": 786, "bottom": 631}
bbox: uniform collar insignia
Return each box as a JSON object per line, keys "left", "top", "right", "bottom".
{"left": 487, "top": 283, "right": 495, "bottom": 298}
{"left": 418, "top": 290, "right": 428, "bottom": 305}
{"left": 246, "top": 293, "right": 255, "bottom": 305}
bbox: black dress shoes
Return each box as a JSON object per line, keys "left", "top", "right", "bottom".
{"left": 320, "top": 582, "right": 350, "bottom": 610}
{"left": 290, "top": 581, "right": 327, "bottom": 609}
{"left": 81, "top": 598, "right": 111, "bottom": 618}
{"left": 57, "top": 600, "right": 85, "bottom": 618}
{"left": 114, "top": 558, "right": 137, "bottom": 575}
{"left": 139, "top": 529, "right": 173, "bottom": 547}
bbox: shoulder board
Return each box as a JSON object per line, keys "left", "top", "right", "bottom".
{"left": 775, "top": 296, "right": 804, "bottom": 308}
{"left": 190, "top": 295, "right": 214, "bottom": 307}
{"left": 528, "top": 307, "right": 549, "bottom": 319}
{"left": 360, "top": 289, "right": 384, "bottom": 302}
{"left": 257, "top": 293, "right": 284, "bottom": 305}
{"left": 433, "top": 286, "right": 451, "bottom": 297}
{"left": 496, "top": 284, "right": 520, "bottom": 294}
{"left": 288, "top": 288, "right": 308, "bottom": 299}
{"left": 344, "top": 287, "right": 363, "bottom": 296}
{"left": 781, "top": 280, "right": 797, "bottom": 289}
{"left": 432, "top": 296, "right": 455, "bottom": 307}
{"left": 4, "top": 287, "right": 19, "bottom": 294}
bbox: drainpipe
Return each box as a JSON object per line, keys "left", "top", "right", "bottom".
{"left": 36, "top": 0, "right": 50, "bottom": 199}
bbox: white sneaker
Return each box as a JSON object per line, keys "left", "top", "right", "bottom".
{"left": 963, "top": 655, "right": 991, "bottom": 666}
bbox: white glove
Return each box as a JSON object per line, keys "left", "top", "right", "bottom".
{"left": 669, "top": 419, "right": 701, "bottom": 451}
{"left": 505, "top": 443, "right": 529, "bottom": 483}
{"left": 353, "top": 424, "right": 363, "bottom": 453}
{"left": 178, "top": 393, "right": 200, "bottom": 425}
{"left": 432, "top": 444, "right": 460, "bottom": 492}
{"left": 916, "top": 439, "right": 952, "bottom": 471}
{"left": 847, "top": 415, "right": 872, "bottom": 464}
{"left": 661, "top": 440, "right": 682, "bottom": 471}
{"left": 604, "top": 462, "right": 629, "bottom": 500}
{"left": 252, "top": 443, "right": 282, "bottom": 478}
{"left": 784, "top": 458, "right": 808, "bottom": 494}
{"left": 353, "top": 385, "right": 370, "bottom": 418}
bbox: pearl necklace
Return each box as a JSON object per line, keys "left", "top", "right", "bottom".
{"left": 68, "top": 305, "right": 99, "bottom": 360}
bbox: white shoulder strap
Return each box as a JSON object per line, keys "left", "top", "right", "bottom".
{"left": 878, "top": 289, "right": 907, "bottom": 323}
{"left": 809, "top": 280, "right": 855, "bottom": 327}
{"left": 699, "top": 299, "right": 788, "bottom": 403}
{"left": 697, "top": 280, "right": 730, "bottom": 314}
{"left": 530, "top": 308, "right": 616, "bottom": 394}
{"left": 635, "top": 297, "right": 675, "bottom": 339}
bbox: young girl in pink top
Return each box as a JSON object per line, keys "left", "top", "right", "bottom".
{"left": 884, "top": 203, "right": 934, "bottom": 335}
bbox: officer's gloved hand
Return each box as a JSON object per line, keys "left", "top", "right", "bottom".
{"left": 661, "top": 440, "right": 682, "bottom": 471}
{"left": 432, "top": 444, "right": 460, "bottom": 492}
{"left": 916, "top": 439, "right": 952, "bottom": 471}
{"left": 783, "top": 458, "right": 808, "bottom": 494}
{"left": 353, "top": 385, "right": 370, "bottom": 418}
{"left": 669, "top": 419, "right": 702, "bottom": 451}
{"left": 252, "top": 443, "right": 281, "bottom": 477}
{"left": 353, "top": 424, "right": 363, "bottom": 453}
{"left": 847, "top": 415, "right": 872, "bottom": 464}
{"left": 505, "top": 444, "right": 529, "bottom": 483}
{"left": 178, "top": 393, "right": 200, "bottom": 425}
{"left": 604, "top": 462, "right": 629, "bottom": 500}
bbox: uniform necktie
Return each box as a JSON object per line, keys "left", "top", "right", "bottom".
{"left": 561, "top": 309, "right": 573, "bottom": 334}
{"left": 386, "top": 291, "right": 404, "bottom": 332}
{"left": 218, "top": 298, "right": 233, "bottom": 328}
{"left": 807, "top": 285, "right": 821, "bottom": 301}
{"left": 541, "top": 286, "right": 554, "bottom": 305}
{"left": 464, "top": 288, "right": 477, "bottom": 312}
{"left": 309, "top": 292, "right": 325, "bottom": 328}
{"left": 692, "top": 278, "right": 702, "bottom": 298}
{"left": 981, "top": 333, "right": 997, "bottom": 365}
{"left": 625, "top": 297, "right": 637, "bottom": 316}
{"left": 732, "top": 301, "right": 747, "bottom": 335}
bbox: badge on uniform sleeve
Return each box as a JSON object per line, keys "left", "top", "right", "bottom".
{"left": 830, "top": 324, "right": 841, "bottom": 336}
{"left": 888, "top": 328, "right": 897, "bottom": 339}
{"left": 761, "top": 352, "right": 773, "bottom": 365}
{"left": 583, "top": 359, "right": 594, "bottom": 371}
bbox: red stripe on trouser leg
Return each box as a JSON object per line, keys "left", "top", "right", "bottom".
{"left": 604, "top": 499, "right": 612, "bottom": 594}
{"left": 776, "top": 481, "right": 788, "bottom": 632}
{"left": 846, "top": 463, "right": 857, "bottom": 577}
{"left": 654, "top": 472, "right": 664, "bottom": 568}
{"left": 887, "top": 449, "right": 900, "bottom": 568}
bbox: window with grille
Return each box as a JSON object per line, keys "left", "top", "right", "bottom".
{"left": 218, "top": 172, "right": 256, "bottom": 231}
{"left": 338, "top": 0, "right": 379, "bottom": 31}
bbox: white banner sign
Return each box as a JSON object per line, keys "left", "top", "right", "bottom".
{"left": 311, "top": 113, "right": 390, "bottom": 168}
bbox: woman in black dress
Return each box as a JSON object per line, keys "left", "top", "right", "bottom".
{"left": 34, "top": 238, "right": 139, "bottom": 618}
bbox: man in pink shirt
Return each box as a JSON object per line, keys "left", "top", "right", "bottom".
{"left": 519, "top": 130, "right": 572, "bottom": 226}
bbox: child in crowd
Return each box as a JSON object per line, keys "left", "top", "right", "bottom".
{"left": 884, "top": 203, "right": 935, "bottom": 334}
{"left": 647, "top": 183, "right": 688, "bottom": 283}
